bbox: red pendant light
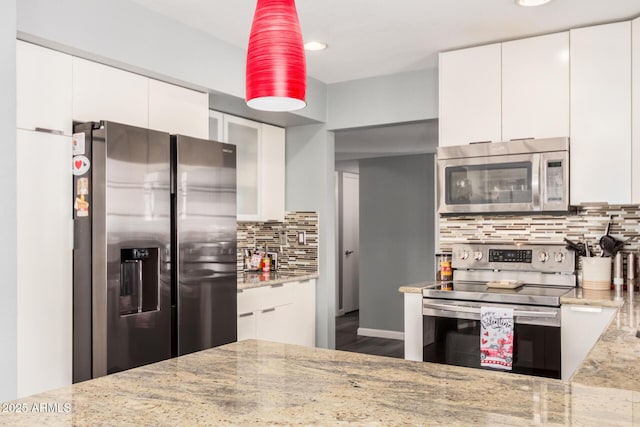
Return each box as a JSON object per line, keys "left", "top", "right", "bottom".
{"left": 246, "top": 0, "right": 307, "bottom": 112}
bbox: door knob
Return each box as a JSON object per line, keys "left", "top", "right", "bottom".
{"left": 345, "top": 250, "right": 354, "bottom": 256}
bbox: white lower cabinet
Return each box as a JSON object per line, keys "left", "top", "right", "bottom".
{"left": 403, "top": 292, "right": 424, "bottom": 362}
{"left": 256, "top": 304, "right": 296, "bottom": 343}
{"left": 237, "top": 279, "right": 316, "bottom": 347}
{"left": 561, "top": 304, "right": 616, "bottom": 380}
{"left": 237, "top": 311, "right": 258, "bottom": 342}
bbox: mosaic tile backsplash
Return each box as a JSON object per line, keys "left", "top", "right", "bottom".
{"left": 237, "top": 212, "right": 319, "bottom": 274}
{"left": 439, "top": 205, "right": 640, "bottom": 255}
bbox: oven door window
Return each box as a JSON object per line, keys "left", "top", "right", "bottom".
{"left": 445, "top": 162, "right": 532, "bottom": 205}
{"left": 423, "top": 317, "right": 560, "bottom": 379}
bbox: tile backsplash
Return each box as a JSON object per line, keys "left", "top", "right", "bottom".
{"left": 237, "top": 211, "right": 319, "bottom": 273}
{"left": 439, "top": 205, "right": 640, "bottom": 254}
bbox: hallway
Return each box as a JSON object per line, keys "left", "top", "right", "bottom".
{"left": 335, "top": 311, "right": 404, "bottom": 359}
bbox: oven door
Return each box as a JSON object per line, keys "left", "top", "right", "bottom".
{"left": 438, "top": 153, "right": 540, "bottom": 214}
{"left": 422, "top": 299, "right": 561, "bottom": 379}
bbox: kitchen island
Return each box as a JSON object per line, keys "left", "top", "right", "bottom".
{"left": 2, "top": 334, "right": 640, "bottom": 426}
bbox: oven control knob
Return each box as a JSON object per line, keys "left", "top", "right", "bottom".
{"left": 460, "top": 251, "right": 469, "bottom": 261}
{"left": 554, "top": 252, "right": 565, "bottom": 263}
{"left": 538, "top": 251, "right": 549, "bottom": 263}
{"left": 473, "top": 251, "right": 483, "bottom": 261}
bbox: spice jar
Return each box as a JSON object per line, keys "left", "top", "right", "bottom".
{"left": 436, "top": 253, "right": 452, "bottom": 281}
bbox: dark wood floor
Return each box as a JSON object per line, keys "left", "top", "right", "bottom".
{"left": 335, "top": 310, "right": 404, "bottom": 359}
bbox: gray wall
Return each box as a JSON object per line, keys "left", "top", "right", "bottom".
{"left": 359, "top": 154, "right": 435, "bottom": 333}
{"left": 327, "top": 69, "right": 438, "bottom": 130}
{"left": 0, "top": 0, "right": 17, "bottom": 402}
{"left": 286, "top": 125, "right": 336, "bottom": 348}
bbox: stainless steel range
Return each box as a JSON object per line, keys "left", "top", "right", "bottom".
{"left": 422, "top": 243, "right": 576, "bottom": 379}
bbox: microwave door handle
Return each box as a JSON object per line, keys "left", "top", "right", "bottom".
{"left": 531, "top": 153, "right": 541, "bottom": 210}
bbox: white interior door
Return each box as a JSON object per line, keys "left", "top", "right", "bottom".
{"left": 341, "top": 172, "right": 359, "bottom": 313}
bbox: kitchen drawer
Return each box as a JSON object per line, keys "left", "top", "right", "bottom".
{"left": 237, "top": 282, "right": 294, "bottom": 315}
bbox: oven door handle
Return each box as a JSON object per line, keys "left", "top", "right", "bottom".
{"left": 514, "top": 309, "right": 558, "bottom": 319}
{"left": 423, "top": 302, "right": 479, "bottom": 314}
{"left": 423, "top": 302, "right": 558, "bottom": 319}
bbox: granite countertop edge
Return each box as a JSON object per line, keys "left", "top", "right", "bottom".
{"left": 238, "top": 271, "right": 319, "bottom": 290}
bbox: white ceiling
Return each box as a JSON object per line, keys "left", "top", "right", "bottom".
{"left": 130, "top": 0, "right": 639, "bottom": 161}
{"left": 131, "top": 0, "right": 640, "bottom": 84}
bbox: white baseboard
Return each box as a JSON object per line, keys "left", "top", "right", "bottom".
{"left": 357, "top": 327, "right": 404, "bottom": 341}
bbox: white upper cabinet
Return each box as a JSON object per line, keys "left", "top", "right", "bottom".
{"left": 16, "top": 41, "right": 73, "bottom": 135}
{"left": 502, "top": 32, "right": 570, "bottom": 141}
{"left": 222, "top": 114, "right": 286, "bottom": 222}
{"left": 439, "top": 43, "right": 502, "bottom": 147}
{"left": 570, "top": 22, "right": 632, "bottom": 205}
{"left": 632, "top": 17, "right": 640, "bottom": 203}
{"left": 72, "top": 57, "right": 149, "bottom": 128}
{"left": 260, "top": 124, "right": 286, "bottom": 222}
{"left": 148, "top": 79, "right": 208, "bottom": 138}
{"left": 209, "top": 110, "right": 224, "bottom": 141}
{"left": 224, "top": 115, "right": 261, "bottom": 221}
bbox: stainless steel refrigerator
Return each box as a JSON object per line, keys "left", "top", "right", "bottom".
{"left": 72, "top": 121, "right": 237, "bottom": 383}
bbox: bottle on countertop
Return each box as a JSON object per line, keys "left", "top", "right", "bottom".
{"left": 250, "top": 250, "right": 262, "bottom": 270}
{"left": 436, "top": 253, "right": 452, "bottom": 281}
{"left": 262, "top": 254, "right": 271, "bottom": 272}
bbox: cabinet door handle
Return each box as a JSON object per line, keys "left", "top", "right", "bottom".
{"left": 262, "top": 307, "right": 276, "bottom": 313}
{"left": 35, "top": 127, "right": 64, "bottom": 135}
{"left": 239, "top": 312, "right": 254, "bottom": 318}
{"left": 270, "top": 284, "right": 284, "bottom": 288}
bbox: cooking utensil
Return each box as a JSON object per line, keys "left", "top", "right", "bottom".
{"left": 564, "top": 237, "right": 587, "bottom": 257}
{"left": 599, "top": 215, "right": 624, "bottom": 257}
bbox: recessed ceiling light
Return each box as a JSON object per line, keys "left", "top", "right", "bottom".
{"left": 515, "top": 0, "right": 552, "bottom": 6}
{"left": 304, "top": 41, "right": 328, "bottom": 51}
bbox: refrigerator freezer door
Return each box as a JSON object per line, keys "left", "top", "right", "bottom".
{"left": 174, "top": 135, "right": 237, "bottom": 356}
{"left": 99, "top": 122, "right": 172, "bottom": 376}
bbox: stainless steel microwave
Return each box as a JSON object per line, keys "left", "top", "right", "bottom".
{"left": 437, "top": 137, "right": 569, "bottom": 214}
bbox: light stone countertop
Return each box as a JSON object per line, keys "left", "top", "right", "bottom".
{"left": 5, "top": 336, "right": 640, "bottom": 426}
{"left": 398, "top": 284, "right": 428, "bottom": 293}
{"left": 237, "top": 271, "right": 318, "bottom": 290}
{"left": 4, "top": 288, "right": 640, "bottom": 424}
{"left": 0, "top": 340, "right": 575, "bottom": 426}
